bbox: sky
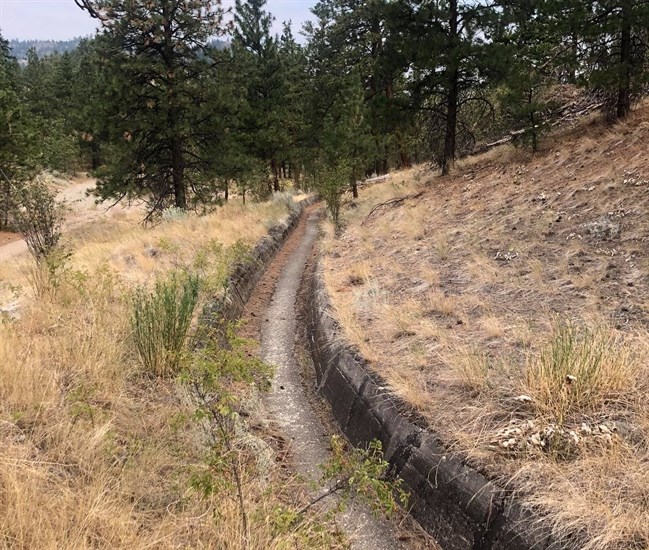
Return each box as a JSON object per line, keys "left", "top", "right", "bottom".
{"left": 0, "top": 0, "right": 317, "bottom": 41}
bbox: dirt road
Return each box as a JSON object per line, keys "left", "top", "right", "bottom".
{"left": 0, "top": 178, "right": 137, "bottom": 264}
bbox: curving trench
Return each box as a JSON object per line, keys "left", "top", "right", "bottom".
{"left": 242, "top": 208, "right": 407, "bottom": 549}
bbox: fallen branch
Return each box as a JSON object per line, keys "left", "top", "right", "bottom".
{"left": 362, "top": 191, "right": 423, "bottom": 225}
{"left": 473, "top": 99, "right": 606, "bottom": 155}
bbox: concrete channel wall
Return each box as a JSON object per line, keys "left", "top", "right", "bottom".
{"left": 202, "top": 196, "right": 317, "bottom": 330}
{"left": 306, "top": 259, "right": 563, "bottom": 550}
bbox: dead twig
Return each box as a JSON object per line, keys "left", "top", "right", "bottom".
{"left": 362, "top": 192, "right": 423, "bottom": 225}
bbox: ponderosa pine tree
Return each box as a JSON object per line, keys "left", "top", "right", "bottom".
{"left": 71, "top": 38, "right": 111, "bottom": 170}
{"left": 232, "top": 0, "right": 289, "bottom": 193}
{"left": 305, "top": 0, "right": 415, "bottom": 175}
{"left": 496, "top": 0, "right": 558, "bottom": 151}
{"left": 21, "top": 49, "right": 81, "bottom": 171}
{"left": 396, "top": 0, "right": 499, "bottom": 174}
{"left": 75, "top": 0, "right": 228, "bottom": 216}
{"left": 276, "top": 22, "right": 308, "bottom": 183}
{"left": 546, "top": 0, "right": 649, "bottom": 119}
{"left": 302, "top": 5, "right": 375, "bottom": 197}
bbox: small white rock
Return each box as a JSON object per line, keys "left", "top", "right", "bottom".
{"left": 529, "top": 433, "right": 543, "bottom": 446}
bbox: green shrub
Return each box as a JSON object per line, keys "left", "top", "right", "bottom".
{"left": 14, "top": 178, "right": 65, "bottom": 261}
{"left": 312, "top": 161, "right": 351, "bottom": 229}
{"left": 132, "top": 272, "right": 200, "bottom": 376}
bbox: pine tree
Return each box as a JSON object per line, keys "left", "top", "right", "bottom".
{"left": 277, "top": 22, "right": 308, "bottom": 184}
{"left": 72, "top": 38, "right": 111, "bottom": 170}
{"left": 305, "top": 0, "right": 414, "bottom": 175}
{"left": 546, "top": 0, "right": 649, "bottom": 118}
{"left": 76, "top": 0, "right": 228, "bottom": 216}
{"left": 497, "top": 0, "right": 557, "bottom": 151}
{"left": 399, "top": 0, "right": 499, "bottom": 174}
{"left": 232, "top": 0, "right": 289, "bottom": 192}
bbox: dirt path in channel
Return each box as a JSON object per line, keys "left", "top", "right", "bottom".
{"left": 239, "top": 205, "right": 415, "bottom": 550}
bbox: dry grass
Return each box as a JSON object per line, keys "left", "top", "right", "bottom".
{"left": 323, "top": 103, "right": 649, "bottom": 548}
{"left": 0, "top": 194, "right": 346, "bottom": 549}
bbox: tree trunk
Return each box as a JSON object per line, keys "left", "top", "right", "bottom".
{"left": 441, "top": 0, "right": 459, "bottom": 176}
{"left": 616, "top": 0, "right": 632, "bottom": 119}
{"left": 530, "top": 111, "right": 538, "bottom": 152}
{"left": 400, "top": 151, "right": 411, "bottom": 169}
{"left": 293, "top": 164, "right": 301, "bottom": 187}
{"left": 569, "top": 29, "right": 578, "bottom": 84}
{"left": 164, "top": 6, "right": 185, "bottom": 210}
{"left": 382, "top": 144, "right": 389, "bottom": 174}
{"left": 0, "top": 180, "right": 10, "bottom": 231}
{"left": 271, "top": 158, "right": 280, "bottom": 192}
{"left": 172, "top": 135, "right": 186, "bottom": 209}
{"left": 529, "top": 87, "right": 538, "bottom": 152}
{"left": 224, "top": 180, "right": 229, "bottom": 202}
{"left": 351, "top": 176, "right": 358, "bottom": 199}
{"left": 91, "top": 142, "right": 100, "bottom": 171}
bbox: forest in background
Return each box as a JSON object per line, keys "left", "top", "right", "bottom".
{"left": 1, "top": 0, "right": 648, "bottom": 227}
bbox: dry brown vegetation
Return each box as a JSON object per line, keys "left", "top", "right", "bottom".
{"left": 323, "top": 104, "right": 649, "bottom": 549}
{"left": 0, "top": 194, "right": 347, "bottom": 549}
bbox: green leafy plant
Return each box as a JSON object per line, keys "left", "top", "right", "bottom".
{"left": 313, "top": 161, "right": 351, "bottom": 230}
{"left": 184, "top": 325, "right": 273, "bottom": 544}
{"left": 303, "top": 436, "right": 409, "bottom": 518}
{"left": 327, "top": 436, "right": 409, "bottom": 516}
{"left": 131, "top": 271, "right": 200, "bottom": 376}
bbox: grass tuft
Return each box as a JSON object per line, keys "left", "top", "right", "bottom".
{"left": 132, "top": 271, "right": 200, "bottom": 376}
{"left": 525, "top": 320, "right": 636, "bottom": 424}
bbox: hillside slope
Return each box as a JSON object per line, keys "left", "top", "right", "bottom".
{"left": 323, "top": 105, "right": 649, "bottom": 549}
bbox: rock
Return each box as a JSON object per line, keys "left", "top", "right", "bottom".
{"left": 144, "top": 245, "right": 159, "bottom": 257}
{"left": 529, "top": 433, "right": 543, "bottom": 447}
{"left": 583, "top": 215, "right": 621, "bottom": 240}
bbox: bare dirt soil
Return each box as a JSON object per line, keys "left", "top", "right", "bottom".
{"left": 0, "top": 231, "right": 20, "bottom": 246}
{"left": 323, "top": 105, "right": 649, "bottom": 549}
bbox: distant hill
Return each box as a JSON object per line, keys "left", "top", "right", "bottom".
{"left": 8, "top": 37, "right": 229, "bottom": 61}
{"left": 9, "top": 38, "right": 83, "bottom": 60}
{"left": 209, "top": 39, "right": 230, "bottom": 51}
